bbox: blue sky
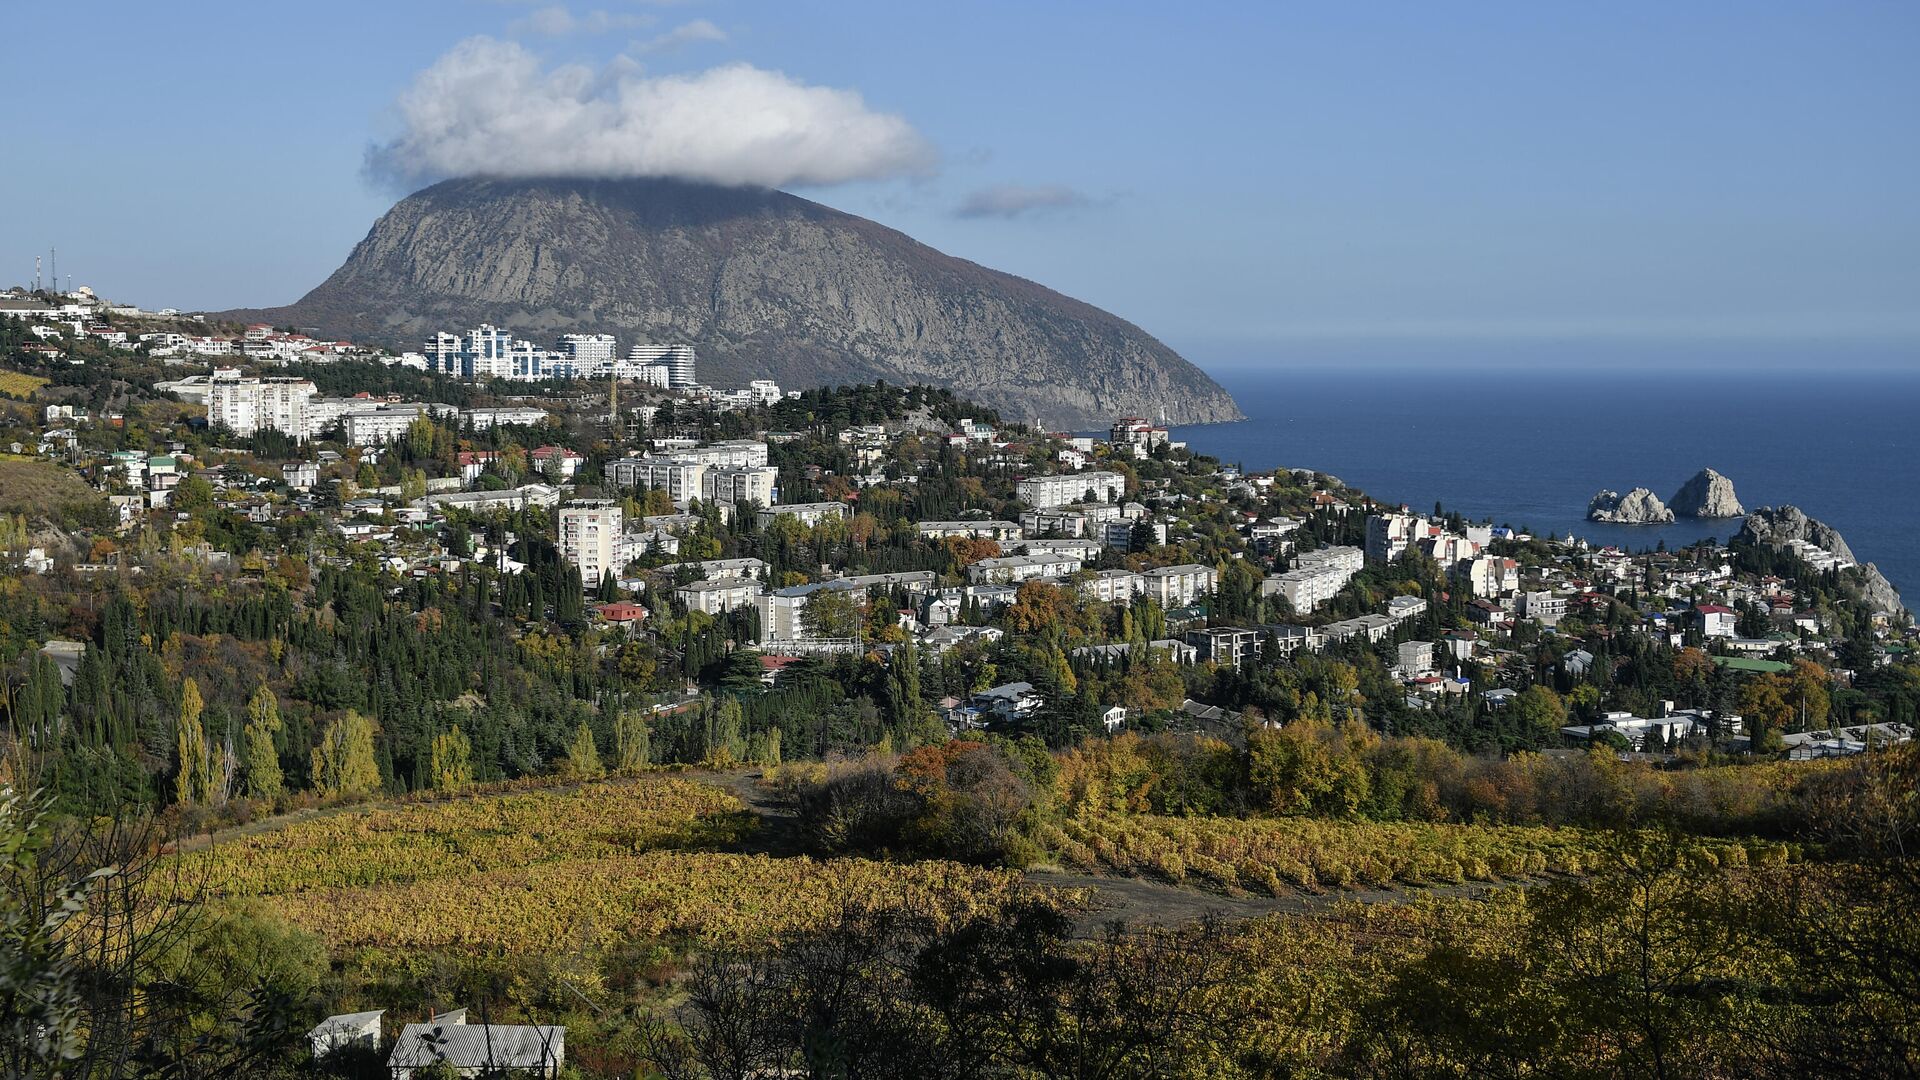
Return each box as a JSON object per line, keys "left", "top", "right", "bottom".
{"left": 2, "top": 1, "right": 1915, "bottom": 369}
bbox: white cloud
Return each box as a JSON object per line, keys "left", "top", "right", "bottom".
{"left": 955, "top": 184, "right": 1090, "bottom": 219}
{"left": 509, "top": 6, "right": 655, "bottom": 37}
{"left": 631, "top": 19, "right": 727, "bottom": 53}
{"left": 367, "top": 37, "right": 934, "bottom": 189}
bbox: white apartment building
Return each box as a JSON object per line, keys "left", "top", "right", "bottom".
{"left": 917, "top": 520, "right": 1021, "bottom": 541}
{"left": 702, "top": 465, "right": 779, "bottom": 508}
{"left": 679, "top": 440, "right": 771, "bottom": 468}
{"left": 967, "top": 553, "right": 1084, "bottom": 585}
{"left": 462, "top": 406, "right": 549, "bottom": 430}
{"left": 556, "top": 334, "right": 616, "bottom": 377}
{"left": 1140, "top": 564, "right": 1217, "bottom": 607}
{"left": 1017, "top": 471, "right": 1125, "bottom": 509}
{"left": 675, "top": 577, "right": 759, "bottom": 615}
{"left": 341, "top": 404, "right": 433, "bottom": 446}
{"left": 757, "top": 502, "right": 846, "bottom": 529}
{"left": 747, "top": 380, "right": 783, "bottom": 405}
{"left": 1079, "top": 569, "right": 1144, "bottom": 603}
{"left": 557, "top": 500, "right": 623, "bottom": 587}
{"left": 625, "top": 344, "right": 696, "bottom": 388}
{"left": 1366, "top": 512, "right": 1419, "bottom": 563}
{"left": 205, "top": 376, "right": 317, "bottom": 441}
{"left": 608, "top": 457, "right": 707, "bottom": 502}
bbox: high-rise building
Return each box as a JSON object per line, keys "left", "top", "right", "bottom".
{"left": 557, "top": 499, "right": 623, "bottom": 589}
{"left": 627, "top": 343, "right": 696, "bottom": 388}
{"left": 556, "top": 334, "right": 617, "bottom": 378}
{"left": 206, "top": 376, "right": 318, "bottom": 441}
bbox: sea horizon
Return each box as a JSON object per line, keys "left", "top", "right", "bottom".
{"left": 1166, "top": 353, "right": 1918, "bottom": 602}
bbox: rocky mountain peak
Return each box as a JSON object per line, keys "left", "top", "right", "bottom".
{"left": 1670, "top": 468, "right": 1744, "bottom": 518}
{"left": 216, "top": 176, "right": 1244, "bottom": 430}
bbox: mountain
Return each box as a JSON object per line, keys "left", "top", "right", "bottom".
{"left": 219, "top": 177, "right": 1244, "bottom": 430}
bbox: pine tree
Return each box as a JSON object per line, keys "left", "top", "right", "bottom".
{"left": 430, "top": 725, "right": 473, "bottom": 793}
{"left": 563, "top": 721, "right": 604, "bottom": 779}
{"left": 242, "top": 683, "right": 284, "bottom": 801}
{"left": 312, "top": 710, "right": 381, "bottom": 797}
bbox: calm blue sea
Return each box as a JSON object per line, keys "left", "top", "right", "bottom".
{"left": 1169, "top": 364, "right": 1920, "bottom": 602}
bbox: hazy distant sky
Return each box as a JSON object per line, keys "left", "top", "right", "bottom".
{"left": 2, "top": 1, "right": 1915, "bottom": 366}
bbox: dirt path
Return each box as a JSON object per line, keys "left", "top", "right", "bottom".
{"left": 1024, "top": 869, "right": 1528, "bottom": 935}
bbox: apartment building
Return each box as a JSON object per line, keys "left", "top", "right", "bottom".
{"left": 917, "top": 520, "right": 1021, "bottom": 541}
{"left": 702, "top": 465, "right": 779, "bottom": 507}
{"left": 675, "top": 576, "right": 760, "bottom": 615}
{"left": 1141, "top": 564, "right": 1217, "bottom": 607}
{"left": 757, "top": 502, "right": 847, "bottom": 529}
{"left": 557, "top": 500, "right": 623, "bottom": 587}
{"left": 205, "top": 376, "right": 317, "bottom": 440}
{"left": 1016, "top": 470, "right": 1125, "bottom": 509}
{"left": 967, "top": 553, "right": 1084, "bottom": 585}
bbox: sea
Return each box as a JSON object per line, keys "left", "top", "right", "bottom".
{"left": 1164, "top": 359, "right": 1920, "bottom": 603}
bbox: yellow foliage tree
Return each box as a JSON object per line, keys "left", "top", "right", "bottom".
{"left": 312, "top": 710, "right": 381, "bottom": 797}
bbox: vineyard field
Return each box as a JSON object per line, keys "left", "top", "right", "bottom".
{"left": 1040, "top": 814, "right": 1790, "bottom": 895}
{"left": 190, "top": 778, "right": 750, "bottom": 897}
{"left": 190, "top": 777, "right": 1040, "bottom": 956}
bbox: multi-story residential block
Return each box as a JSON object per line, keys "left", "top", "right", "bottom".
{"left": 1397, "top": 640, "right": 1436, "bottom": 673}
{"left": 555, "top": 333, "right": 617, "bottom": 377}
{"left": 702, "top": 465, "right": 779, "bottom": 508}
{"left": 1078, "top": 569, "right": 1144, "bottom": 603}
{"left": 1366, "top": 512, "right": 1419, "bottom": 563}
{"left": 657, "top": 557, "right": 767, "bottom": 581}
{"left": 1262, "top": 545, "right": 1364, "bottom": 613}
{"left": 608, "top": 457, "right": 707, "bottom": 502}
{"left": 1460, "top": 555, "right": 1523, "bottom": 597}
{"left": 1016, "top": 471, "right": 1124, "bottom": 509}
{"left": 625, "top": 343, "right": 696, "bottom": 387}
{"left": 206, "top": 376, "right": 317, "bottom": 440}
{"left": 675, "top": 577, "right": 760, "bottom": 615}
{"left": 1109, "top": 417, "right": 1170, "bottom": 458}
{"left": 1521, "top": 592, "right": 1568, "bottom": 626}
{"left": 917, "top": 520, "right": 1022, "bottom": 541}
{"left": 757, "top": 502, "right": 847, "bottom": 529}
{"left": 557, "top": 500, "right": 622, "bottom": 587}
{"left": 462, "top": 406, "right": 549, "bottom": 430}
{"left": 1187, "top": 626, "right": 1263, "bottom": 667}
{"left": 967, "top": 553, "right": 1083, "bottom": 585}
{"left": 341, "top": 404, "right": 434, "bottom": 445}
{"left": 1101, "top": 519, "right": 1166, "bottom": 552}
{"left": 1141, "top": 564, "right": 1217, "bottom": 607}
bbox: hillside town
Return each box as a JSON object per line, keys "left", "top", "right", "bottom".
{"left": 2, "top": 286, "right": 1912, "bottom": 771}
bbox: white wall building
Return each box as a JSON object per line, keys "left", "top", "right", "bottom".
{"left": 1141, "top": 564, "right": 1217, "bottom": 607}
{"left": 558, "top": 500, "right": 623, "bottom": 588}
{"left": 1017, "top": 471, "right": 1125, "bottom": 509}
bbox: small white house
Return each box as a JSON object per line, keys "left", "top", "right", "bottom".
{"left": 308, "top": 1010, "right": 383, "bottom": 1061}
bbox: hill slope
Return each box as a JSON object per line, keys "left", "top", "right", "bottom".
{"left": 220, "top": 177, "right": 1243, "bottom": 429}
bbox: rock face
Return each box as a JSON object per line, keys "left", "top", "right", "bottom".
{"left": 1669, "top": 468, "right": 1744, "bottom": 518}
{"left": 218, "top": 177, "right": 1244, "bottom": 431}
{"left": 1588, "top": 488, "right": 1676, "bottom": 524}
{"left": 1738, "top": 505, "right": 1856, "bottom": 563}
{"left": 1739, "top": 505, "right": 1905, "bottom": 614}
